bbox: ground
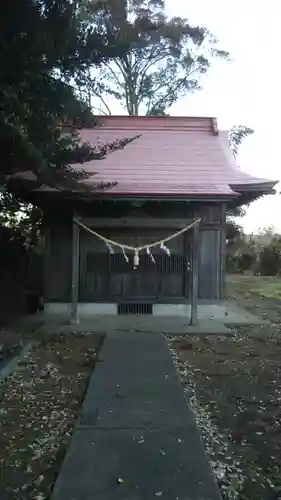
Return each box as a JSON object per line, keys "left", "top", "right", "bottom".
{"left": 0, "top": 328, "right": 24, "bottom": 371}
{"left": 0, "top": 331, "right": 104, "bottom": 500}
{"left": 169, "top": 274, "right": 281, "bottom": 500}
{"left": 1, "top": 275, "right": 281, "bottom": 500}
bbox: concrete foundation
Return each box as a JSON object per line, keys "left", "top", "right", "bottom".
{"left": 153, "top": 303, "right": 227, "bottom": 319}
{"left": 44, "top": 302, "right": 228, "bottom": 320}
{"left": 43, "top": 300, "right": 267, "bottom": 332}
{"left": 44, "top": 302, "right": 117, "bottom": 316}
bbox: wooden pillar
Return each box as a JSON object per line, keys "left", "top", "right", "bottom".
{"left": 220, "top": 203, "right": 227, "bottom": 299}
{"left": 183, "top": 232, "right": 190, "bottom": 298}
{"left": 43, "top": 220, "right": 51, "bottom": 302}
{"left": 190, "top": 221, "right": 200, "bottom": 326}
{"left": 71, "top": 214, "right": 80, "bottom": 324}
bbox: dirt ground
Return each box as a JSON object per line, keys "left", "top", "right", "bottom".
{"left": 0, "top": 332, "right": 104, "bottom": 500}
{"left": 168, "top": 275, "right": 281, "bottom": 500}
{"left": 0, "top": 327, "right": 33, "bottom": 370}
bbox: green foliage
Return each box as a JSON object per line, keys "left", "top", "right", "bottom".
{"left": 0, "top": 0, "right": 145, "bottom": 259}
{"left": 226, "top": 217, "right": 244, "bottom": 245}
{"left": 0, "top": 193, "right": 42, "bottom": 249}
{"left": 0, "top": 0, "right": 133, "bottom": 191}
{"left": 228, "top": 125, "right": 254, "bottom": 158}
{"left": 86, "top": 0, "right": 229, "bottom": 115}
{"left": 237, "top": 252, "right": 256, "bottom": 273}
{"left": 227, "top": 227, "right": 281, "bottom": 277}
{"left": 259, "top": 246, "right": 280, "bottom": 276}
{"left": 258, "top": 236, "right": 281, "bottom": 276}
{"left": 226, "top": 125, "right": 255, "bottom": 258}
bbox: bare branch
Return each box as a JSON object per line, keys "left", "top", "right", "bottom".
{"left": 103, "top": 61, "right": 126, "bottom": 90}
{"left": 91, "top": 102, "right": 112, "bottom": 115}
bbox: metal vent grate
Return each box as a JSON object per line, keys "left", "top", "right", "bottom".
{"left": 118, "top": 303, "right": 153, "bottom": 315}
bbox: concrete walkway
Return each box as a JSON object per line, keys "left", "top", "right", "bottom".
{"left": 37, "top": 315, "right": 231, "bottom": 336}
{"left": 51, "top": 331, "right": 220, "bottom": 500}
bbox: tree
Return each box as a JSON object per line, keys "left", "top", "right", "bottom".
{"left": 228, "top": 125, "right": 254, "bottom": 158}
{"left": 0, "top": 0, "right": 143, "bottom": 251}
{"left": 227, "top": 124, "right": 254, "bottom": 220}
{"left": 85, "top": 0, "right": 229, "bottom": 115}
{"left": 0, "top": 0, "right": 134, "bottom": 192}
{"left": 226, "top": 125, "right": 254, "bottom": 257}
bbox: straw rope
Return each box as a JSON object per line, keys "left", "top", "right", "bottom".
{"left": 74, "top": 218, "right": 201, "bottom": 253}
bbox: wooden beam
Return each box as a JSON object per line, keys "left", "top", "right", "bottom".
{"left": 71, "top": 213, "right": 80, "bottom": 324}
{"left": 81, "top": 217, "right": 194, "bottom": 229}
{"left": 190, "top": 221, "right": 200, "bottom": 326}
{"left": 80, "top": 217, "right": 219, "bottom": 230}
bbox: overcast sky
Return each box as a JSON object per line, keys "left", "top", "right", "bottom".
{"left": 165, "top": 0, "right": 280, "bottom": 234}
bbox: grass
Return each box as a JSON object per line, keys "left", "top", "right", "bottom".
{"left": 251, "top": 281, "right": 281, "bottom": 299}
{"left": 168, "top": 274, "right": 281, "bottom": 500}
{"left": 0, "top": 332, "right": 104, "bottom": 500}
{"left": 229, "top": 273, "right": 281, "bottom": 300}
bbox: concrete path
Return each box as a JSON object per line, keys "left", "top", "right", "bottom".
{"left": 37, "top": 315, "right": 231, "bottom": 336}
{"left": 51, "top": 332, "right": 221, "bottom": 500}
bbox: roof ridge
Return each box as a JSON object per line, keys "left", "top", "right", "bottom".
{"left": 93, "top": 115, "right": 216, "bottom": 133}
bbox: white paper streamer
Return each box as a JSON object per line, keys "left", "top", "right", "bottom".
{"left": 133, "top": 250, "right": 140, "bottom": 269}
{"left": 146, "top": 247, "right": 156, "bottom": 263}
{"left": 122, "top": 247, "right": 129, "bottom": 263}
{"left": 106, "top": 243, "right": 115, "bottom": 254}
{"left": 160, "top": 242, "right": 171, "bottom": 256}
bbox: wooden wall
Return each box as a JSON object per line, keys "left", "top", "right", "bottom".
{"left": 44, "top": 201, "right": 226, "bottom": 303}
{"left": 79, "top": 227, "right": 189, "bottom": 301}
{"left": 44, "top": 221, "right": 72, "bottom": 301}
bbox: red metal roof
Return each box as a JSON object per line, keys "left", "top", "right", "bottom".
{"left": 73, "top": 116, "right": 276, "bottom": 197}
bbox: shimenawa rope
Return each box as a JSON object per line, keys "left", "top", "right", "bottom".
{"left": 74, "top": 218, "right": 201, "bottom": 268}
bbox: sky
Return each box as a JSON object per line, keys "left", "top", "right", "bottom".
{"left": 96, "top": 0, "right": 281, "bottom": 234}
{"left": 164, "top": 0, "right": 281, "bottom": 234}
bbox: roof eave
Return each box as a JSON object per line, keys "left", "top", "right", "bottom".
{"left": 228, "top": 181, "right": 278, "bottom": 208}
{"left": 26, "top": 190, "right": 239, "bottom": 206}
{"left": 230, "top": 180, "right": 278, "bottom": 194}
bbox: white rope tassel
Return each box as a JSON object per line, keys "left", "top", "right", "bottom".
{"left": 122, "top": 247, "right": 129, "bottom": 263}
{"left": 146, "top": 247, "right": 156, "bottom": 263}
{"left": 133, "top": 249, "right": 140, "bottom": 269}
{"left": 160, "top": 242, "right": 171, "bottom": 256}
{"left": 106, "top": 242, "right": 115, "bottom": 255}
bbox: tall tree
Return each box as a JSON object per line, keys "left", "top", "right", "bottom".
{"left": 0, "top": 0, "right": 133, "bottom": 192}
{"left": 0, "top": 0, "right": 141, "bottom": 248}
{"left": 85, "top": 0, "right": 229, "bottom": 115}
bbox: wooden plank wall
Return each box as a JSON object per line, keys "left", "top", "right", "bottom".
{"left": 79, "top": 227, "right": 188, "bottom": 301}
{"left": 198, "top": 203, "right": 226, "bottom": 300}
{"left": 44, "top": 222, "right": 72, "bottom": 301}
{"left": 44, "top": 201, "right": 226, "bottom": 302}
